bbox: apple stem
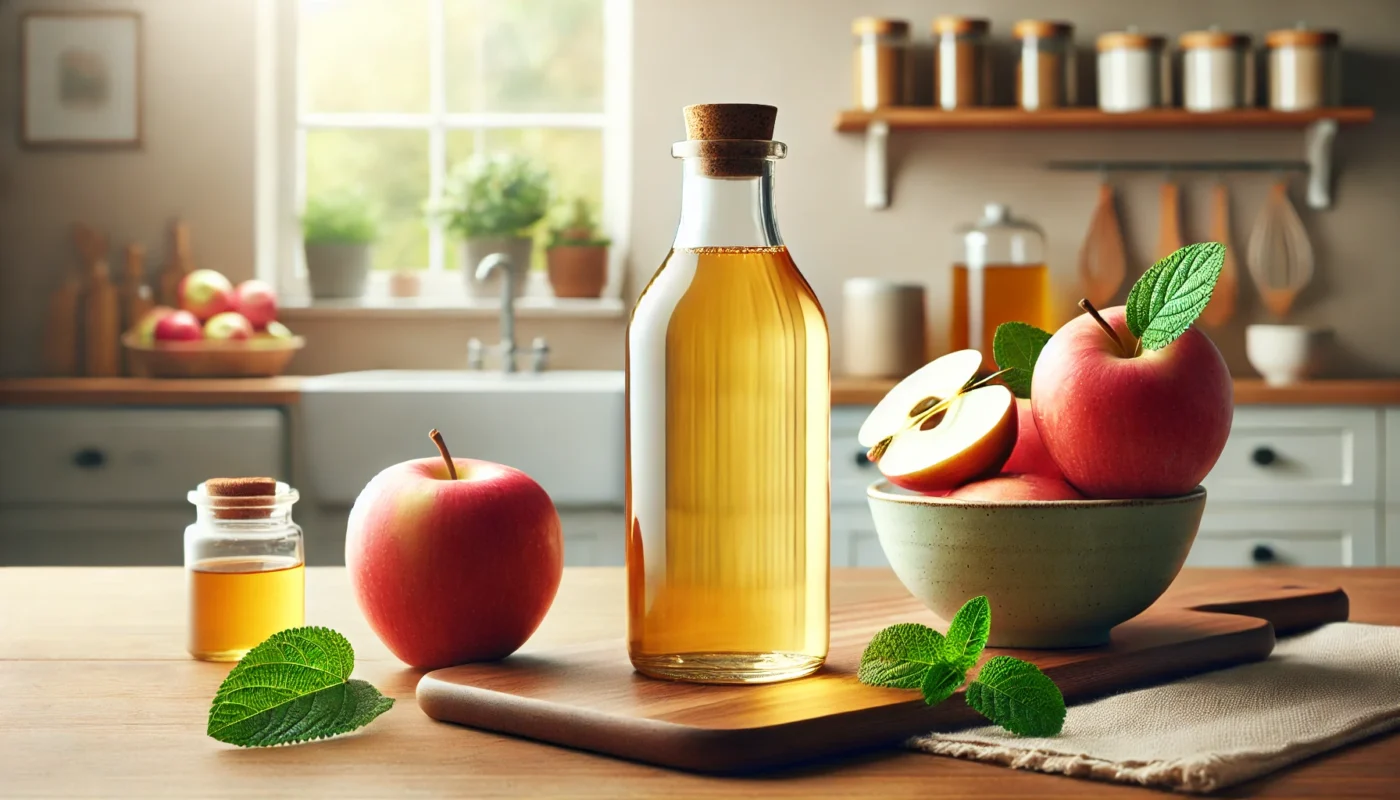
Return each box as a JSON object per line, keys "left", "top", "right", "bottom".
{"left": 1078, "top": 298, "right": 1129, "bottom": 358}
{"left": 429, "top": 428, "right": 459, "bottom": 481}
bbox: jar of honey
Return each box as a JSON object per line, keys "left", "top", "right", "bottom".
{"left": 951, "top": 204, "right": 1051, "bottom": 371}
{"left": 185, "top": 477, "right": 305, "bottom": 661}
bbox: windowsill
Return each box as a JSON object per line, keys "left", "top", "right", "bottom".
{"left": 279, "top": 294, "right": 626, "bottom": 321}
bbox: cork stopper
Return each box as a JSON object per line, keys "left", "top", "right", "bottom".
{"left": 678, "top": 104, "right": 780, "bottom": 178}
{"left": 205, "top": 477, "right": 277, "bottom": 520}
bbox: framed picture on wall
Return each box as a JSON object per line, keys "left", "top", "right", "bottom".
{"left": 20, "top": 11, "right": 143, "bottom": 148}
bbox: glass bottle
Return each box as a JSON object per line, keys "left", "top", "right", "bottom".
{"left": 626, "top": 104, "right": 830, "bottom": 684}
{"left": 186, "top": 478, "right": 305, "bottom": 661}
{"left": 951, "top": 203, "right": 1051, "bottom": 371}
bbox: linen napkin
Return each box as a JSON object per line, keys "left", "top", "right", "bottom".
{"left": 908, "top": 623, "right": 1400, "bottom": 794}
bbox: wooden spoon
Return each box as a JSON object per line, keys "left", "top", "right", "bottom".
{"left": 1078, "top": 182, "right": 1127, "bottom": 307}
{"left": 1156, "top": 179, "right": 1184, "bottom": 261}
{"left": 1198, "top": 182, "right": 1238, "bottom": 327}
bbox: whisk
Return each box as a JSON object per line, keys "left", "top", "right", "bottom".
{"left": 1246, "top": 179, "right": 1314, "bottom": 320}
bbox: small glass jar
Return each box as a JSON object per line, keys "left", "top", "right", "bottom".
{"left": 1180, "top": 30, "right": 1255, "bottom": 111}
{"left": 185, "top": 478, "right": 305, "bottom": 662}
{"left": 932, "top": 16, "right": 991, "bottom": 109}
{"left": 1014, "top": 20, "right": 1075, "bottom": 110}
{"left": 852, "top": 17, "right": 910, "bottom": 109}
{"left": 1267, "top": 27, "right": 1341, "bottom": 110}
{"left": 952, "top": 204, "right": 1051, "bottom": 372}
{"left": 1097, "top": 30, "right": 1169, "bottom": 112}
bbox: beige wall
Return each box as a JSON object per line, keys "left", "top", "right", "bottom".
{"left": 4, "top": 0, "right": 1398, "bottom": 378}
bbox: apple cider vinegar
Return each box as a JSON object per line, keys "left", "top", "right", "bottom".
{"left": 627, "top": 105, "right": 830, "bottom": 684}
{"left": 189, "top": 557, "right": 305, "bottom": 661}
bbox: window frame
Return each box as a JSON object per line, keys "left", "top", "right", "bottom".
{"left": 255, "top": 0, "right": 631, "bottom": 309}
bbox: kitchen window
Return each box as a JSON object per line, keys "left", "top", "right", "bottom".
{"left": 256, "top": 0, "right": 631, "bottom": 311}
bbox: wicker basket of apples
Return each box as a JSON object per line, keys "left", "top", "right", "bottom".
{"left": 124, "top": 270, "right": 303, "bottom": 378}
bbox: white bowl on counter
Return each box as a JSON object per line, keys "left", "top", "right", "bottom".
{"left": 1246, "top": 324, "right": 1319, "bottom": 386}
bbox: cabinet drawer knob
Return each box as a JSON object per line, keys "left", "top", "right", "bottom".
{"left": 72, "top": 448, "right": 107, "bottom": 469}
{"left": 1251, "top": 544, "right": 1277, "bottom": 564}
{"left": 1251, "top": 446, "right": 1277, "bottom": 466}
{"left": 854, "top": 449, "right": 874, "bottom": 468}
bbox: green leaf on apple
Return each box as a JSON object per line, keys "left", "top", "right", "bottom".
{"left": 992, "top": 322, "right": 1052, "bottom": 399}
{"left": 207, "top": 626, "right": 394, "bottom": 747}
{"left": 965, "top": 656, "right": 1066, "bottom": 737}
{"left": 1125, "top": 242, "right": 1227, "bottom": 351}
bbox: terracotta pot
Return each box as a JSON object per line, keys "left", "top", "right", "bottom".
{"left": 546, "top": 244, "right": 608, "bottom": 298}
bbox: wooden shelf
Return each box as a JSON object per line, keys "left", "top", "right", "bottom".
{"left": 835, "top": 107, "right": 1375, "bottom": 132}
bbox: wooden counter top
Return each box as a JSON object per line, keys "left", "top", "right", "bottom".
{"left": 832, "top": 377, "right": 1400, "bottom": 407}
{"left": 0, "top": 377, "right": 303, "bottom": 406}
{"left": 2, "top": 566, "right": 1398, "bottom": 798}
{"left": 3, "top": 376, "right": 1398, "bottom": 409}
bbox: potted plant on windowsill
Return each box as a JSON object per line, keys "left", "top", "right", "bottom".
{"left": 545, "top": 197, "right": 610, "bottom": 299}
{"left": 428, "top": 154, "right": 551, "bottom": 299}
{"left": 302, "top": 192, "right": 377, "bottom": 300}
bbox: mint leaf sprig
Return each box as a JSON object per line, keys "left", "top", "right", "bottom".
{"left": 858, "top": 596, "right": 1066, "bottom": 737}
{"left": 207, "top": 626, "right": 394, "bottom": 747}
{"left": 991, "top": 322, "right": 1052, "bottom": 400}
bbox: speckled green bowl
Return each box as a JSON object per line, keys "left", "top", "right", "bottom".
{"left": 867, "top": 481, "right": 1206, "bottom": 648}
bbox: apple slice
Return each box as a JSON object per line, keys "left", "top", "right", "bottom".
{"left": 858, "top": 350, "right": 982, "bottom": 448}
{"left": 876, "top": 384, "right": 1018, "bottom": 493}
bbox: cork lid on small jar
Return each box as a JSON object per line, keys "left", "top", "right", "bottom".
{"left": 932, "top": 16, "right": 989, "bottom": 36}
{"left": 1266, "top": 28, "right": 1340, "bottom": 48}
{"left": 1179, "top": 30, "right": 1252, "bottom": 49}
{"left": 1013, "top": 20, "right": 1073, "bottom": 40}
{"left": 198, "top": 477, "right": 289, "bottom": 520}
{"left": 852, "top": 17, "right": 909, "bottom": 37}
{"left": 1098, "top": 31, "right": 1166, "bottom": 52}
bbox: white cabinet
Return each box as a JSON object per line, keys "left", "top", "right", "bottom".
{"left": 831, "top": 506, "right": 887, "bottom": 568}
{"left": 0, "top": 408, "right": 287, "bottom": 566}
{"left": 1203, "top": 408, "right": 1380, "bottom": 504}
{"left": 558, "top": 509, "right": 625, "bottom": 567}
{"left": 1191, "top": 506, "right": 1380, "bottom": 567}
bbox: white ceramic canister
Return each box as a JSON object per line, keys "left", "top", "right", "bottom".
{"left": 1180, "top": 30, "right": 1255, "bottom": 111}
{"left": 842, "top": 279, "right": 927, "bottom": 379}
{"left": 1267, "top": 26, "right": 1341, "bottom": 110}
{"left": 1097, "top": 30, "right": 1170, "bottom": 112}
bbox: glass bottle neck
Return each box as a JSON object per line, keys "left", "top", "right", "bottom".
{"left": 672, "top": 159, "right": 783, "bottom": 249}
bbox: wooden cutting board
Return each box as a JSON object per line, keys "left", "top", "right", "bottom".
{"left": 418, "top": 579, "right": 1348, "bottom": 774}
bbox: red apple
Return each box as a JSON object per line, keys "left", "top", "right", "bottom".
{"left": 1001, "top": 398, "right": 1063, "bottom": 480}
{"left": 131, "top": 306, "right": 175, "bottom": 345}
{"left": 234, "top": 279, "right": 278, "bottom": 330}
{"left": 346, "top": 430, "right": 563, "bottom": 669}
{"left": 946, "top": 474, "right": 1084, "bottom": 502}
{"left": 153, "top": 309, "right": 202, "bottom": 342}
{"left": 1032, "top": 305, "right": 1233, "bottom": 499}
{"left": 203, "top": 311, "right": 254, "bottom": 340}
{"left": 178, "top": 269, "right": 235, "bottom": 321}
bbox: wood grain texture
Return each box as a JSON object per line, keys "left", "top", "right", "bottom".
{"left": 0, "top": 377, "right": 303, "bottom": 406}
{"left": 0, "top": 567, "right": 1396, "bottom": 798}
{"left": 834, "top": 107, "right": 1376, "bottom": 132}
{"left": 417, "top": 582, "right": 1347, "bottom": 773}
{"left": 832, "top": 377, "right": 1400, "bottom": 408}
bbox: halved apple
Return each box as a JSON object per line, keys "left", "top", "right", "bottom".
{"left": 874, "top": 384, "right": 1018, "bottom": 493}
{"left": 858, "top": 350, "right": 982, "bottom": 449}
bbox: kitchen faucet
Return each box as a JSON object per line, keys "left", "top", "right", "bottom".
{"left": 468, "top": 253, "right": 548, "bottom": 373}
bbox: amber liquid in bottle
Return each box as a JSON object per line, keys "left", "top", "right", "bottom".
{"left": 951, "top": 262, "right": 1052, "bottom": 370}
{"left": 627, "top": 129, "right": 830, "bottom": 684}
{"left": 188, "top": 556, "right": 305, "bottom": 661}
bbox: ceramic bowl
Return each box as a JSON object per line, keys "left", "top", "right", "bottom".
{"left": 867, "top": 481, "right": 1206, "bottom": 648}
{"left": 1245, "top": 324, "right": 1315, "bottom": 386}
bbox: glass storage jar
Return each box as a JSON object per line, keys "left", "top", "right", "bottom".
{"left": 1097, "top": 30, "right": 1169, "bottom": 112}
{"left": 1014, "top": 20, "right": 1075, "bottom": 110}
{"left": 185, "top": 478, "right": 305, "bottom": 662}
{"left": 951, "top": 204, "right": 1052, "bottom": 372}
{"left": 852, "top": 17, "right": 910, "bottom": 109}
{"left": 1267, "top": 27, "right": 1340, "bottom": 110}
{"left": 932, "top": 16, "right": 991, "bottom": 109}
{"left": 1181, "top": 30, "right": 1255, "bottom": 111}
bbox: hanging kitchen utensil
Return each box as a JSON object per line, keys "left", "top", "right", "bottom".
{"left": 1156, "top": 178, "right": 1184, "bottom": 261}
{"left": 1247, "top": 179, "right": 1314, "bottom": 320}
{"left": 1198, "top": 181, "right": 1239, "bottom": 327}
{"left": 1078, "top": 180, "right": 1128, "bottom": 307}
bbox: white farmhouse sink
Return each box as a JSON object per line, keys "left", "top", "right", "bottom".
{"left": 300, "top": 370, "right": 625, "bottom": 507}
